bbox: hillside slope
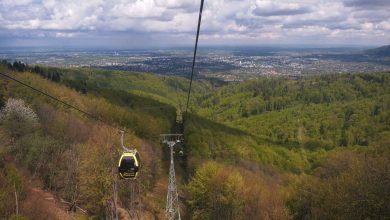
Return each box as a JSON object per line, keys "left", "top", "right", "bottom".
{"left": 366, "top": 45, "right": 390, "bottom": 57}
{"left": 194, "top": 73, "right": 390, "bottom": 149}
{"left": 1, "top": 63, "right": 389, "bottom": 219}
{"left": 0, "top": 69, "right": 175, "bottom": 219}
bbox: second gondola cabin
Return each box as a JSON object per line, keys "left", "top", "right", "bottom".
{"left": 118, "top": 150, "right": 140, "bottom": 180}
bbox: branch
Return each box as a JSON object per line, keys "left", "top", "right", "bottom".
{"left": 59, "top": 198, "right": 88, "bottom": 214}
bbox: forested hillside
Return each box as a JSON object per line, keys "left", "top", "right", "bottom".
{"left": 194, "top": 74, "right": 390, "bottom": 150}
{"left": 27, "top": 64, "right": 212, "bottom": 108}
{"left": 0, "top": 62, "right": 389, "bottom": 219}
{"left": 0, "top": 64, "right": 179, "bottom": 219}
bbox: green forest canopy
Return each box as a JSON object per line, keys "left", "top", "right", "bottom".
{"left": 0, "top": 61, "right": 389, "bottom": 219}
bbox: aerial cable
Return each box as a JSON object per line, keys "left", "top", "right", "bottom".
{"left": 1, "top": 72, "right": 143, "bottom": 181}
{"left": 0, "top": 72, "right": 120, "bottom": 131}
{"left": 185, "top": 0, "right": 204, "bottom": 115}
{"left": 0, "top": 72, "right": 174, "bottom": 127}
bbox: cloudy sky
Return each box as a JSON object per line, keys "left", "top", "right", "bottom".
{"left": 0, "top": 0, "right": 389, "bottom": 48}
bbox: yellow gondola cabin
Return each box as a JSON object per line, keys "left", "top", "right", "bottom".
{"left": 118, "top": 150, "right": 140, "bottom": 180}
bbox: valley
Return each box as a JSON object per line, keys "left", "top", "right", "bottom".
{"left": 0, "top": 60, "right": 389, "bottom": 219}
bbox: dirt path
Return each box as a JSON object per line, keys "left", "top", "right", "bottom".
{"left": 21, "top": 187, "right": 76, "bottom": 220}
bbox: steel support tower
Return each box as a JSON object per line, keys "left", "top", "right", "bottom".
{"left": 160, "top": 134, "right": 183, "bottom": 220}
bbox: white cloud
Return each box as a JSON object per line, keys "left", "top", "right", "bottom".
{"left": 0, "top": 0, "right": 34, "bottom": 7}
{"left": 155, "top": 0, "right": 198, "bottom": 10}
{"left": 109, "top": 0, "right": 165, "bottom": 18}
{"left": 0, "top": 0, "right": 388, "bottom": 45}
{"left": 55, "top": 32, "right": 77, "bottom": 38}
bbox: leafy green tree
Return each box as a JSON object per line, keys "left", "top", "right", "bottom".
{"left": 188, "top": 162, "right": 245, "bottom": 220}
{"left": 287, "top": 147, "right": 390, "bottom": 219}
{"left": 0, "top": 157, "right": 25, "bottom": 219}
{"left": 15, "top": 133, "right": 64, "bottom": 183}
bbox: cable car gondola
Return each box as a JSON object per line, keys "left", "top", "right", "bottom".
{"left": 118, "top": 150, "right": 140, "bottom": 180}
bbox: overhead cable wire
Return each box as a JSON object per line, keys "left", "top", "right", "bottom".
{"left": 185, "top": 0, "right": 204, "bottom": 115}
{"left": 1, "top": 72, "right": 120, "bottom": 131}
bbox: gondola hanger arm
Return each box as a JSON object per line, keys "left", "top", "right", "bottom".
{"left": 119, "top": 130, "right": 131, "bottom": 152}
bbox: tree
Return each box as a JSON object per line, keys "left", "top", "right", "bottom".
{"left": 188, "top": 162, "right": 290, "bottom": 220}
{"left": 78, "top": 127, "right": 116, "bottom": 218}
{"left": 58, "top": 146, "right": 82, "bottom": 212}
{"left": 287, "top": 147, "right": 390, "bottom": 219}
{"left": 0, "top": 160, "right": 25, "bottom": 219}
{"left": 188, "top": 162, "right": 244, "bottom": 220}
{"left": 0, "top": 98, "right": 38, "bottom": 139}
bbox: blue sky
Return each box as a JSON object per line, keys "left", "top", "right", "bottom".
{"left": 0, "top": 0, "right": 389, "bottom": 48}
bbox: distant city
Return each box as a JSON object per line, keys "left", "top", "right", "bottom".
{"left": 1, "top": 46, "right": 389, "bottom": 81}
